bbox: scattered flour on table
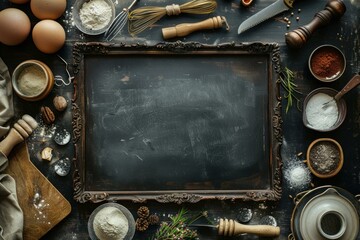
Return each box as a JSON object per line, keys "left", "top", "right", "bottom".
{"left": 93, "top": 207, "right": 129, "bottom": 240}
{"left": 79, "top": 0, "right": 112, "bottom": 30}
{"left": 305, "top": 92, "right": 339, "bottom": 130}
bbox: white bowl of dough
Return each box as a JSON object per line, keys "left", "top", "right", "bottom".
{"left": 88, "top": 203, "right": 135, "bottom": 240}
{"left": 73, "top": 0, "right": 115, "bottom": 35}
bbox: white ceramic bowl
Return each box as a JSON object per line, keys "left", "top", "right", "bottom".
{"left": 73, "top": 0, "right": 115, "bottom": 35}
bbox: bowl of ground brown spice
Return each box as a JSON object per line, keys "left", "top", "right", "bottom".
{"left": 306, "top": 138, "right": 344, "bottom": 178}
{"left": 309, "top": 45, "right": 346, "bottom": 82}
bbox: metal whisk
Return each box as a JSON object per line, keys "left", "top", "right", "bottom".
{"left": 104, "top": 0, "right": 139, "bottom": 41}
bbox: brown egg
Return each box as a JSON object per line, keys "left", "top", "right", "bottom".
{"left": 32, "top": 20, "right": 66, "bottom": 54}
{"left": 31, "top": 0, "right": 66, "bottom": 20}
{"left": 9, "top": 0, "right": 30, "bottom": 4}
{"left": 0, "top": 8, "right": 31, "bottom": 46}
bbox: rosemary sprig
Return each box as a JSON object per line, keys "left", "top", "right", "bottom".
{"left": 279, "top": 67, "right": 302, "bottom": 113}
{"left": 151, "top": 208, "right": 207, "bottom": 240}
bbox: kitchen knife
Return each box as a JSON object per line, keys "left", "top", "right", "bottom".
{"left": 190, "top": 218, "right": 280, "bottom": 237}
{"left": 238, "top": 0, "right": 295, "bottom": 34}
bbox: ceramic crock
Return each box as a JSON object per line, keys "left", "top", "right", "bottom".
{"left": 289, "top": 185, "right": 360, "bottom": 240}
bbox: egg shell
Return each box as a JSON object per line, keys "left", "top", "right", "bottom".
{"left": 31, "top": 0, "right": 67, "bottom": 20}
{"left": 0, "top": 8, "right": 31, "bottom": 46}
{"left": 9, "top": 0, "right": 30, "bottom": 4}
{"left": 32, "top": 20, "right": 66, "bottom": 54}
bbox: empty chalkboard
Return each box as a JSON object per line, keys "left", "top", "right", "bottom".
{"left": 72, "top": 42, "right": 283, "bottom": 203}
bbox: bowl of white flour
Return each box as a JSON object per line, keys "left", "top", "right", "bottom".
{"left": 88, "top": 203, "right": 135, "bottom": 240}
{"left": 73, "top": 0, "right": 115, "bottom": 35}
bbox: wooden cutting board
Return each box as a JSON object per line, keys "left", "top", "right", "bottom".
{"left": 4, "top": 142, "right": 71, "bottom": 240}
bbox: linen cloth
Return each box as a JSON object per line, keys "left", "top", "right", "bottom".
{"left": 0, "top": 57, "right": 23, "bottom": 240}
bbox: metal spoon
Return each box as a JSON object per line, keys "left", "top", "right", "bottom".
{"left": 322, "top": 74, "right": 360, "bottom": 109}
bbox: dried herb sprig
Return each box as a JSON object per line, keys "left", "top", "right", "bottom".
{"left": 151, "top": 208, "right": 207, "bottom": 240}
{"left": 279, "top": 67, "right": 302, "bottom": 113}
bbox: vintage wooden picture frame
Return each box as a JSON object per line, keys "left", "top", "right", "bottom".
{"left": 72, "top": 42, "right": 282, "bottom": 203}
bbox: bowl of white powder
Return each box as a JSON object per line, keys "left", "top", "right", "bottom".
{"left": 88, "top": 203, "right": 135, "bottom": 240}
{"left": 73, "top": 0, "right": 115, "bottom": 35}
{"left": 303, "top": 87, "right": 347, "bottom": 132}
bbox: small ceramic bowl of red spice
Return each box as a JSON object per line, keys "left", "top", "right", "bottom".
{"left": 309, "top": 45, "right": 346, "bottom": 82}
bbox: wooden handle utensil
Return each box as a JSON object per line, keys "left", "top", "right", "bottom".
{"left": 217, "top": 218, "right": 280, "bottom": 237}
{"left": 162, "top": 16, "right": 229, "bottom": 39}
{"left": 285, "top": 0, "right": 346, "bottom": 49}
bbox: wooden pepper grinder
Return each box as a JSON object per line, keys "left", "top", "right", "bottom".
{"left": 162, "top": 16, "right": 229, "bottom": 40}
{"left": 0, "top": 114, "right": 38, "bottom": 157}
{"left": 285, "top": 0, "right": 346, "bottom": 49}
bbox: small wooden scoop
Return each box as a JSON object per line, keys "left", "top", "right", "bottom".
{"left": 162, "top": 16, "right": 229, "bottom": 39}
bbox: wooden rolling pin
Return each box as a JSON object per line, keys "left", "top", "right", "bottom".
{"left": 285, "top": 0, "right": 346, "bottom": 49}
{"left": 162, "top": 16, "right": 229, "bottom": 40}
{"left": 0, "top": 114, "right": 38, "bottom": 157}
{"left": 218, "top": 218, "right": 280, "bottom": 237}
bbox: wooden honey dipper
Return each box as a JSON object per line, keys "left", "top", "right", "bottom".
{"left": 0, "top": 114, "right": 38, "bottom": 157}
{"left": 218, "top": 218, "right": 280, "bottom": 237}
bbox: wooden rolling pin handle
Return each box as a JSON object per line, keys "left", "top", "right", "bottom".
{"left": 285, "top": 0, "right": 346, "bottom": 49}
{"left": 218, "top": 218, "right": 280, "bottom": 237}
{"left": 0, "top": 115, "right": 38, "bottom": 156}
{"left": 162, "top": 16, "right": 228, "bottom": 40}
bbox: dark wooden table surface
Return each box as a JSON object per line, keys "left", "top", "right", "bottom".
{"left": 1, "top": 0, "right": 360, "bottom": 239}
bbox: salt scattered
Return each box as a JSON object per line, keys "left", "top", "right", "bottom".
{"left": 284, "top": 162, "right": 311, "bottom": 190}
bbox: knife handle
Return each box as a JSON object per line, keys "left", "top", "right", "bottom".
{"left": 218, "top": 218, "right": 280, "bottom": 237}
{"left": 162, "top": 16, "right": 229, "bottom": 40}
{"left": 285, "top": 0, "right": 346, "bottom": 49}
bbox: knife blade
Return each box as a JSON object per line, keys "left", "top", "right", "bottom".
{"left": 238, "top": 0, "right": 295, "bottom": 34}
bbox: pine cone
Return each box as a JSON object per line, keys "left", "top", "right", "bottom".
{"left": 148, "top": 214, "right": 159, "bottom": 225}
{"left": 137, "top": 206, "right": 150, "bottom": 218}
{"left": 136, "top": 218, "right": 149, "bottom": 232}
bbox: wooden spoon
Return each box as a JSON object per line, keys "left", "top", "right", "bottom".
{"left": 322, "top": 74, "right": 360, "bottom": 109}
